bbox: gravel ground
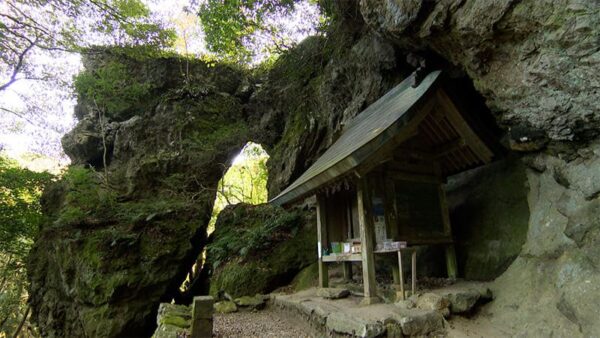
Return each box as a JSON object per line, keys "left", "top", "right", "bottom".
{"left": 213, "top": 307, "right": 318, "bottom": 337}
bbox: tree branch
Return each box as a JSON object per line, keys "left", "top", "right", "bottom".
{"left": 0, "top": 36, "right": 37, "bottom": 92}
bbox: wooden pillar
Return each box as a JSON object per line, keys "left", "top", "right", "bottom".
{"left": 438, "top": 184, "right": 458, "bottom": 279}
{"left": 385, "top": 174, "right": 401, "bottom": 286}
{"left": 445, "top": 245, "right": 458, "bottom": 279}
{"left": 397, "top": 250, "right": 405, "bottom": 301}
{"left": 357, "top": 178, "right": 379, "bottom": 304}
{"left": 316, "top": 193, "right": 329, "bottom": 288}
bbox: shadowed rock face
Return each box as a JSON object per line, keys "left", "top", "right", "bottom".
{"left": 359, "top": 0, "right": 600, "bottom": 148}
{"left": 28, "top": 1, "right": 600, "bottom": 337}
{"left": 353, "top": 1, "right": 600, "bottom": 335}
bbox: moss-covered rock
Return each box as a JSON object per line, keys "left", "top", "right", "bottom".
{"left": 214, "top": 301, "right": 238, "bottom": 314}
{"left": 290, "top": 263, "right": 319, "bottom": 292}
{"left": 152, "top": 303, "right": 191, "bottom": 338}
{"left": 205, "top": 203, "right": 316, "bottom": 298}
{"left": 28, "top": 50, "right": 250, "bottom": 338}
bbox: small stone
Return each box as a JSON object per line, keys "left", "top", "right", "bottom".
{"left": 415, "top": 293, "right": 450, "bottom": 312}
{"left": 395, "top": 309, "right": 445, "bottom": 336}
{"left": 234, "top": 295, "right": 266, "bottom": 310}
{"left": 394, "top": 299, "right": 415, "bottom": 310}
{"left": 442, "top": 290, "right": 481, "bottom": 313}
{"left": 316, "top": 287, "right": 350, "bottom": 300}
{"left": 214, "top": 301, "right": 238, "bottom": 314}
{"left": 326, "top": 312, "right": 385, "bottom": 338}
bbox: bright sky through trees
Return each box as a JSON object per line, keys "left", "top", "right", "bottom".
{"left": 0, "top": 0, "right": 320, "bottom": 169}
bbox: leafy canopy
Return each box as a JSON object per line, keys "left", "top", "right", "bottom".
{"left": 199, "top": 0, "right": 323, "bottom": 63}
{"left": 74, "top": 59, "right": 152, "bottom": 118}
{"left": 0, "top": 0, "right": 176, "bottom": 158}
{"left": 0, "top": 155, "right": 54, "bottom": 335}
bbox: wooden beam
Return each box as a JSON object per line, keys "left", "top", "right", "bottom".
{"left": 390, "top": 171, "right": 442, "bottom": 184}
{"left": 436, "top": 89, "right": 493, "bottom": 163}
{"left": 357, "top": 177, "right": 379, "bottom": 304}
{"left": 316, "top": 193, "right": 329, "bottom": 288}
{"left": 433, "top": 138, "right": 466, "bottom": 159}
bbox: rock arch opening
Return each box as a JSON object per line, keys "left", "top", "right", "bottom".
{"left": 179, "top": 142, "right": 270, "bottom": 298}
{"left": 208, "top": 142, "right": 270, "bottom": 233}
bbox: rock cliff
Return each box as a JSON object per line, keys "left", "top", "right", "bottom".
{"left": 27, "top": 1, "right": 600, "bottom": 337}
{"left": 28, "top": 50, "right": 252, "bottom": 337}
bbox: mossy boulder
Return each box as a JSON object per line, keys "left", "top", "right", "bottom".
{"left": 214, "top": 301, "right": 238, "bottom": 314}
{"left": 152, "top": 303, "right": 191, "bottom": 338}
{"left": 205, "top": 203, "right": 316, "bottom": 299}
{"left": 28, "top": 49, "right": 250, "bottom": 338}
{"left": 290, "top": 263, "right": 319, "bottom": 291}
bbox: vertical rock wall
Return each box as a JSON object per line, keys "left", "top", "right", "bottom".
{"left": 28, "top": 50, "right": 252, "bottom": 337}
{"left": 447, "top": 156, "right": 530, "bottom": 280}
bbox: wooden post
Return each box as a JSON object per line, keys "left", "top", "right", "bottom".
{"left": 411, "top": 250, "right": 417, "bottom": 296}
{"left": 445, "top": 245, "right": 458, "bottom": 279}
{"left": 357, "top": 178, "right": 379, "bottom": 305}
{"left": 397, "top": 250, "right": 404, "bottom": 301}
{"left": 191, "top": 296, "right": 214, "bottom": 338}
{"left": 316, "top": 193, "right": 329, "bottom": 288}
{"left": 438, "top": 184, "right": 458, "bottom": 279}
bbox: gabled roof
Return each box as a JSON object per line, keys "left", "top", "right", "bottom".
{"left": 270, "top": 71, "right": 443, "bottom": 206}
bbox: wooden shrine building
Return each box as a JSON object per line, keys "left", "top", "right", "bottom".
{"left": 269, "top": 71, "right": 496, "bottom": 304}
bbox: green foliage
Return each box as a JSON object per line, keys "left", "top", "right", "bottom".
{"left": 0, "top": 157, "right": 53, "bottom": 256}
{"left": 56, "top": 166, "right": 116, "bottom": 225}
{"left": 199, "top": 0, "right": 322, "bottom": 63}
{"left": 0, "top": 155, "right": 54, "bottom": 335}
{"left": 207, "top": 203, "right": 316, "bottom": 297}
{"left": 208, "top": 142, "right": 269, "bottom": 232}
{"left": 74, "top": 60, "right": 152, "bottom": 118}
{"left": 55, "top": 166, "right": 197, "bottom": 227}
{"left": 207, "top": 204, "right": 302, "bottom": 270}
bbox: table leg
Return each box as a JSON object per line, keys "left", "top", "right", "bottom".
{"left": 411, "top": 250, "right": 417, "bottom": 296}
{"left": 398, "top": 250, "right": 404, "bottom": 300}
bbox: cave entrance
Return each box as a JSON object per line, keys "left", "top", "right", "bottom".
{"left": 208, "top": 142, "right": 269, "bottom": 234}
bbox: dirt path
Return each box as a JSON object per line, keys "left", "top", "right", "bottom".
{"left": 447, "top": 315, "right": 514, "bottom": 338}
{"left": 213, "top": 307, "right": 318, "bottom": 338}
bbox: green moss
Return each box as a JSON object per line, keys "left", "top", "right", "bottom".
{"left": 207, "top": 204, "right": 316, "bottom": 298}
{"left": 161, "top": 315, "right": 190, "bottom": 328}
{"left": 291, "top": 263, "right": 319, "bottom": 291}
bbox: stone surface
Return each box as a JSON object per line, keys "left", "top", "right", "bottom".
{"left": 443, "top": 290, "right": 481, "bottom": 314}
{"left": 414, "top": 293, "right": 450, "bottom": 317}
{"left": 485, "top": 145, "right": 600, "bottom": 337}
{"left": 392, "top": 308, "right": 445, "bottom": 336}
{"left": 273, "top": 288, "right": 446, "bottom": 337}
{"left": 193, "top": 296, "right": 214, "bottom": 319}
{"left": 447, "top": 156, "right": 530, "bottom": 280}
{"left": 359, "top": 0, "right": 600, "bottom": 148}
{"left": 234, "top": 295, "right": 266, "bottom": 310}
{"left": 316, "top": 287, "right": 350, "bottom": 300}
{"left": 213, "top": 301, "right": 237, "bottom": 314}
{"left": 152, "top": 303, "right": 191, "bottom": 338}
{"left": 205, "top": 204, "right": 316, "bottom": 299}
{"left": 326, "top": 311, "right": 385, "bottom": 338}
